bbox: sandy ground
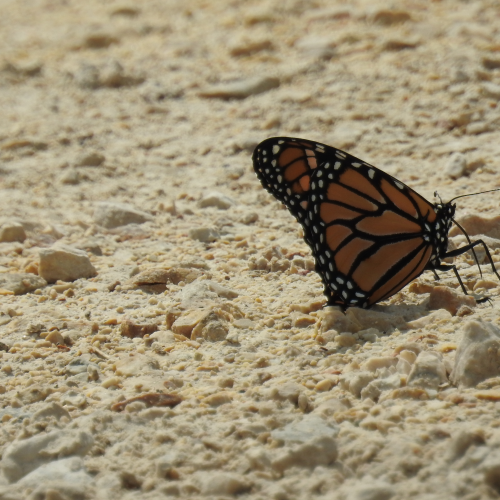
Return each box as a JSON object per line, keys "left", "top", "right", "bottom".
{"left": 2, "top": 1, "right": 500, "bottom": 499}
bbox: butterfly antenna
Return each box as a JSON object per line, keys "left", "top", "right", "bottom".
{"left": 448, "top": 187, "right": 500, "bottom": 204}
{"left": 451, "top": 217, "right": 483, "bottom": 278}
{"left": 434, "top": 191, "right": 443, "bottom": 204}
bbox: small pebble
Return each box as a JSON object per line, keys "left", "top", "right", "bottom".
{"left": 39, "top": 245, "right": 96, "bottom": 283}
{"left": 198, "top": 191, "right": 235, "bottom": 210}
{"left": 93, "top": 202, "right": 153, "bottom": 229}
{"left": 445, "top": 152, "right": 467, "bottom": 179}
{"left": 189, "top": 227, "right": 220, "bottom": 242}
{"left": 0, "top": 222, "right": 26, "bottom": 243}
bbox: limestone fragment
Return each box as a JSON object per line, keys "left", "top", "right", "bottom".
{"left": 120, "top": 318, "right": 158, "bottom": 338}
{"left": 407, "top": 351, "right": 447, "bottom": 389}
{"left": 272, "top": 436, "right": 338, "bottom": 472}
{"left": 39, "top": 245, "right": 97, "bottom": 283}
{"left": 75, "top": 151, "right": 105, "bottom": 167}
{"left": 0, "top": 221, "right": 26, "bottom": 242}
{"left": 2, "top": 431, "right": 93, "bottom": 482}
{"left": 94, "top": 202, "right": 153, "bottom": 228}
{"left": 451, "top": 320, "right": 500, "bottom": 387}
{"left": 194, "top": 471, "right": 249, "bottom": 496}
{"left": 0, "top": 273, "right": 47, "bottom": 295}
{"left": 428, "top": 286, "right": 475, "bottom": 315}
{"left": 295, "top": 36, "right": 336, "bottom": 59}
{"left": 189, "top": 227, "right": 220, "bottom": 242}
{"left": 445, "top": 152, "right": 467, "bottom": 179}
{"left": 17, "top": 457, "right": 93, "bottom": 493}
{"left": 198, "top": 191, "right": 235, "bottom": 209}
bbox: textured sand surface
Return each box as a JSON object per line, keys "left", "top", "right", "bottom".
{"left": 2, "top": 1, "right": 500, "bottom": 499}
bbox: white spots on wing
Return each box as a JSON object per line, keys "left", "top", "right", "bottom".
{"left": 287, "top": 188, "right": 292, "bottom": 195}
{"left": 368, "top": 169, "right": 375, "bottom": 179}
{"left": 278, "top": 140, "right": 284, "bottom": 144}
{"left": 347, "top": 281, "right": 353, "bottom": 289}
{"left": 273, "top": 145, "right": 280, "bottom": 154}
{"left": 277, "top": 175, "right": 282, "bottom": 183}
{"left": 334, "top": 161, "right": 341, "bottom": 170}
{"left": 395, "top": 181, "right": 404, "bottom": 189}
{"left": 355, "top": 292, "right": 364, "bottom": 297}
{"left": 318, "top": 180, "right": 324, "bottom": 188}
{"left": 328, "top": 173, "right": 334, "bottom": 180}
{"left": 336, "top": 277, "right": 344, "bottom": 284}
{"left": 351, "top": 162, "right": 361, "bottom": 168}
{"left": 300, "top": 201, "right": 308, "bottom": 209}
{"left": 317, "top": 170, "right": 323, "bottom": 177}
{"left": 342, "top": 291, "right": 348, "bottom": 299}
{"left": 271, "top": 160, "right": 277, "bottom": 167}
{"left": 324, "top": 163, "right": 330, "bottom": 168}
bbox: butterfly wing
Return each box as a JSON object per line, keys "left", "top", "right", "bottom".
{"left": 253, "top": 136, "right": 439, "bottom": 308}
{"left": 253, "top": 137, "right": 326, "bottom": 247}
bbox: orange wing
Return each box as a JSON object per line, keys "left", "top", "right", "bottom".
{"left": 253, "top": 137, "right": 439, "bottom": 309}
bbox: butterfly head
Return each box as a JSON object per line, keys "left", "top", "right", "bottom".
{"left": 432, "top": 201, "right": 456, "bottom": 259}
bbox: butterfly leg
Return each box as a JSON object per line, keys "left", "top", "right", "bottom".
{"left": 443, "top": 239, "right": 500, "bottom": 283}
{"left": 433, "top": 262, "right": 490, "bottom": 304}
{"left": 432, "top": 269, "right": 440, "bottom": 280}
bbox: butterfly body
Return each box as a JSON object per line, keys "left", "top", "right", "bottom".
{"left": 252, "top": 137, "right": 487, "bottom": 309}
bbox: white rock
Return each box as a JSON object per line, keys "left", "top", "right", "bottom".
{"left": 446, "top": 429, "right": 485, "bottom": 462}
{"left": 271, "top": 414, "right": 338, "bottom": 444}
{"left": 39, "top": 244, "right": 97, "bottom": 283}
{"left": 451, "top": 320, "right": 500, "bottom": 387}
{"left": 194, "top": 471, "right": 249, "bottom": 495}
{"left": 445, "top": 152, "right": 467, "bottom": 179}
{"left": 17, "top": 456, "right": 93, "bottom": 490}
{"left": 32, "top": 402, "right": 71, "bottom": 422}
{"left": 0, "top": 222, "right": 26, "bottom": 243}
{"left": 156, "top": 450, "right": 184, "bottom": 478}
{"left": 339, "top": 371, "right": 374, "bottom": 397}
{"left": 246, "top": 448, "right": 272, "bottom": 470}
{"left": 189, "top": 227, "right": 220, "bottom": 242}
{"left": 363, "top": 356, "right": 398, "bottom": 372}
{"left": 396, "top": 358, "right": 412, "bottom": 375}
{"left": 481, "top": 82, "right": 500, "bottom": 99}
{"left": 198, "top": 191, "right": 235, "bottom": 209}
{"left": 93, "top": 202, "right": 153, "bottom": 228}
{"left": 2, "top": 430, "right": 93, "bottom": 482}
{"left": 74, "top": 151, "right": 105, "bottom": 167}
{"left": 0, "top": 272, "right": 47, "bottom": 295}
{"left": 60, "top": 168, "right": 82, "bottom": 185}
{"left": 271, "top": 381, "right": 303, "bottom": 405}
{"left": 406, "top": 309, "right": 452, "bottom": 329}
{"left": 345, "top": 480, "right": 396, "bottom": 500}
{"left": 295, "top": 35, "right": 336, "bottom": 59}
{"left": 407, "top": 351, "right": 447, "bottom": 389}
{"left": 361, "top": 374, "right": 401, "bottom": 400}
{"left": 271, "top": 435, "right": 338, "bottom": 472}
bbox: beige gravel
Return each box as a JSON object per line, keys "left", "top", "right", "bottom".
{"left": 2, "top": 1, "right": 500, "bottom": 499}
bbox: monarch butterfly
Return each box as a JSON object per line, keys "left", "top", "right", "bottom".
{"left": 252, "top": 136, "right": 500, "bottom": 309}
